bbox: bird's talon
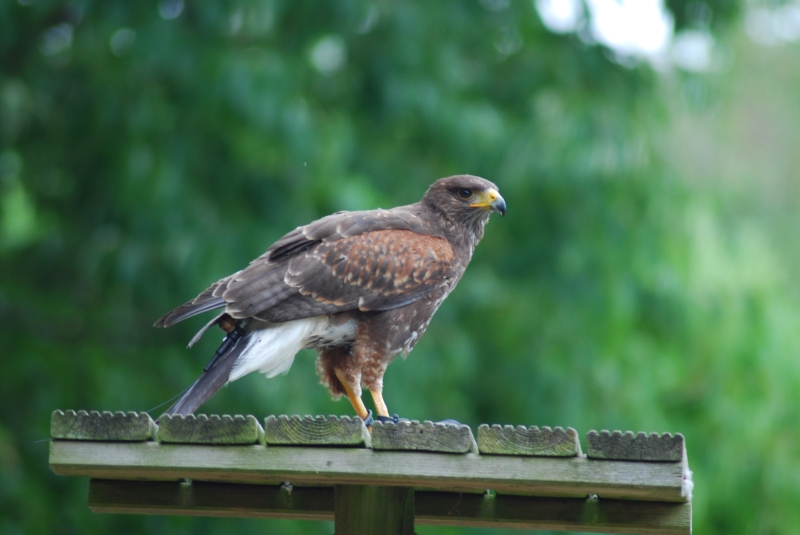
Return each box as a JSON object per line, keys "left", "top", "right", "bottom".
{"left": 361, "top": 409, "right": 374, "bottom": 427}
{"left": 436, "top": 418, "right": 463, "bottom": 427}
{"left": 375, "top": 414, "right": 410, "bottom": 424}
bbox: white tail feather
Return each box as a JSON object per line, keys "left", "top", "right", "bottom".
{"left": 228, "top": 316, "right": 355, "bottom": 381}
{"left": 228, "top": 318, "right": 328, "bottom": 382}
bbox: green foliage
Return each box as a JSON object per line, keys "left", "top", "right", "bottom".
{"left": 666, "top": 0, "right": 740, "bottom": 32}
{"left": 2, "top": 1, "right": 799, "bottom": 535}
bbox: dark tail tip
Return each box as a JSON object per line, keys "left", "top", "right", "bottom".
{"left": 161, "top": 332, "right": 247, "bottom": 418}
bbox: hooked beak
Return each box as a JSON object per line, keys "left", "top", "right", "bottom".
{"left": 470, "top": 188, "right": 506, "bottom": 217}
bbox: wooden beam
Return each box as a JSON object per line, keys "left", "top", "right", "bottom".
{"left": 415, "top": 491, "right": 691, "bottom": 534}
{"left": 51, "top": 410, "right": 155, "bottom": 441}
{"left": 371, "top": 421, "right": 477, "bottom": 453}
{"left": 88, "top": 479, "right": 332, "bottom": 521}
{"left": 477, "top": 425, "right": 581, "bottom": 457}
{"left": 158, "top": 415, "right": 264, "bottom": 445}
{"left": 587, "top": 431, "right": 685, "bottom": 462}
{"left": 51, "top": 441, "right": 691, "bottom": 502}
{"left": 335, "top": 485, "right": 414, "bottom": 535}
{"left": 263, "top": 415, "right": 370, "bottom": 447}
{"left": 87, "top": 479, "right": 691, "bottom": 534}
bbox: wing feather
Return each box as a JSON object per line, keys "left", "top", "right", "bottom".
{"left": 154, "top": 284, "right": 227, "bottom": 327}
{"left": 283, "top": 229, "right": 457, "bottom": 313}
{"left": 155, "top": 206, "right": 451, "bottom": 328}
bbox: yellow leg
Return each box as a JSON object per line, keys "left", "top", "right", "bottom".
{"left": 370, "top": 388, "right": 389, "bottom": 418}
{"left": 334, "top": 368, "right": 369, "bottom": 420}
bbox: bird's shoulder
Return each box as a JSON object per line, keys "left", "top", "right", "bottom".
{"left": 265, "top": 202, "right": 446, "bottom": 264}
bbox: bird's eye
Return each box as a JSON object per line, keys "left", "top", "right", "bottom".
{"left": 458, "top": 188, "right": 472, "bottom": 199}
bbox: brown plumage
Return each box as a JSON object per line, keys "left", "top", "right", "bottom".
{"left": 156, "top": 175, "right": 505, "bottom": 419}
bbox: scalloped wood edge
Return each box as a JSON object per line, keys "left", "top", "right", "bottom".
{"left": 477, "top": 424, "right": 581, "bottom": 457}
{"left": 263, "top": 415, "right": 370, "bottom": 447}
{"left": 586, "top": 430, "right": 685, "bottom": 462}
{"left": 371, "top": 420, "right": 477, "bottom": 453}
{"left": 158, "top": 414, "right": 264, "bottom": 445}
{"left": 51, "top": 410, "right": 156, "bottom": 441}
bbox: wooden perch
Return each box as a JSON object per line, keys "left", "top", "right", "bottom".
{"left": 371, "top": 420, "right": 478, "bottom": 453}
{"left": 51, "top": 410, "right": 155, "bottom": 441}
{"left": 158, "top": 414, "right": 264, "bottom": 445}
{"left": 477, "top": 424, "right": 581, "bottom": 457}
{"left": 263, "top": 415, "right": 370, "bottom": 447}
{"left": 50, "top": 441, "right": 689, "bottom": 500}
{"left": 87, "top": 479, "right": 691, "bottom": 534}
{"left": 49, "top": 410, "right": 693, "bottom": 534}
{"left": 587, "top": 430, "right": 685, "bottom": 462}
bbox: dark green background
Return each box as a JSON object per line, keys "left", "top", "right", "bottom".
{"left": 2, "top": 1, "right": 799, "bottom": 534}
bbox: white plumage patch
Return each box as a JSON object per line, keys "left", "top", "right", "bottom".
{"left": 227, "top": 316, "right": 356, "bottom": 382}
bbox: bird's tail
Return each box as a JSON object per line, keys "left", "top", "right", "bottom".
{"left": 162, "top": 318, "right": 248, "bottom": 417}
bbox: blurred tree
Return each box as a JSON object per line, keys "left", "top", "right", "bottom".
{"left": 3, "top": 1, "right": 799, "bottom": 535}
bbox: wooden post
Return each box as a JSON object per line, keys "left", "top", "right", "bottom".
{"left": 334, "top": 485, "right": 414, "bottom": 535}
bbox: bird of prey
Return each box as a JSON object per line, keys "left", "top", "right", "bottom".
{"left": 155, "top": 175, "right": 505, "bottom": 421}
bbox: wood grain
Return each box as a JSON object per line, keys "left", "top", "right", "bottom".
{"left": 415, "top": 491, "right": 691, "bottom": 534}
{"left": 88, "top": 479, "right": 332, "bottom": 521}
{"left": 335, "top": 485, "right": 414, "bottom": 535}
{"left": 263, "top": 415, "right": 370, "bottom": 447}
{"left": 477, "top": 425, "right": 581, "bottom": 457}
{"left": 371, "top": 421, "right": 477, "bottom": 453}
{"left": 587, "top": 431, "right": 685, "bottom": 462}
{"left": 51, "top": 410, "right": 155, "bottom": 441}
{"left": 86, "top": 479, "right": 691, "bottom": 534}
{"left": 50, "top": 441, "right": 691, "bottom": 502}
{"left": 158, "top": 414, "right": 263, "bottom": 445}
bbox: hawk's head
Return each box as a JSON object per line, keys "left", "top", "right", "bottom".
{"left": 423, "top": 175, "right": 505, "bottom": 240}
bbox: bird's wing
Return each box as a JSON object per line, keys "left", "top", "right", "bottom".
{"left": 278, "top": 228, "right": 456, "bottom": 315}
{"left": 265, "top": 207, "right": 429, "bottom": 263}
{"left": 226, "top": 228, "right": 457, "bottom": 321}
{"left": 155, "top": 207, "right": 443, "bottom": 327}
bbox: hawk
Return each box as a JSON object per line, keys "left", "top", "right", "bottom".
{"left": 156, "top": 175, "right": 505, "bottom": 421}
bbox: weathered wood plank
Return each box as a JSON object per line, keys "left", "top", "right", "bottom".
{"left": 371, "top": 421, "right": 477, "bottom": 453}
{"left": 263, "top": 415, "right": 369, "bottom": 447}
{"left": 587, "top": 431, "right": 685, "bottom": 462}
{"left": 477, "top": 425, "right": 581, "bottom": 457}
{"left": 335, "top": 485, "right": 414, "bottom": 535}
{"left": 88, "top": 479, "right": 332, "bottom": 521}
{"left": 51, "top": 410, "right": 155, "bottom": 441}
{"left": 86, "top": 479, "right": 691, "bottom": 534}
{"left": 50, "top": 441, "right": 691, "bottom": 502}
{"left": 157, "top": 414, "right": 263, "bottom": 445}
{"left": 416, "top": 492, "right": 691, "bottom": 534}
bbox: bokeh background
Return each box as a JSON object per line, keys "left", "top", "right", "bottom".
{"left": 2, "top": 1, "right": 800, "bottom": 534}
